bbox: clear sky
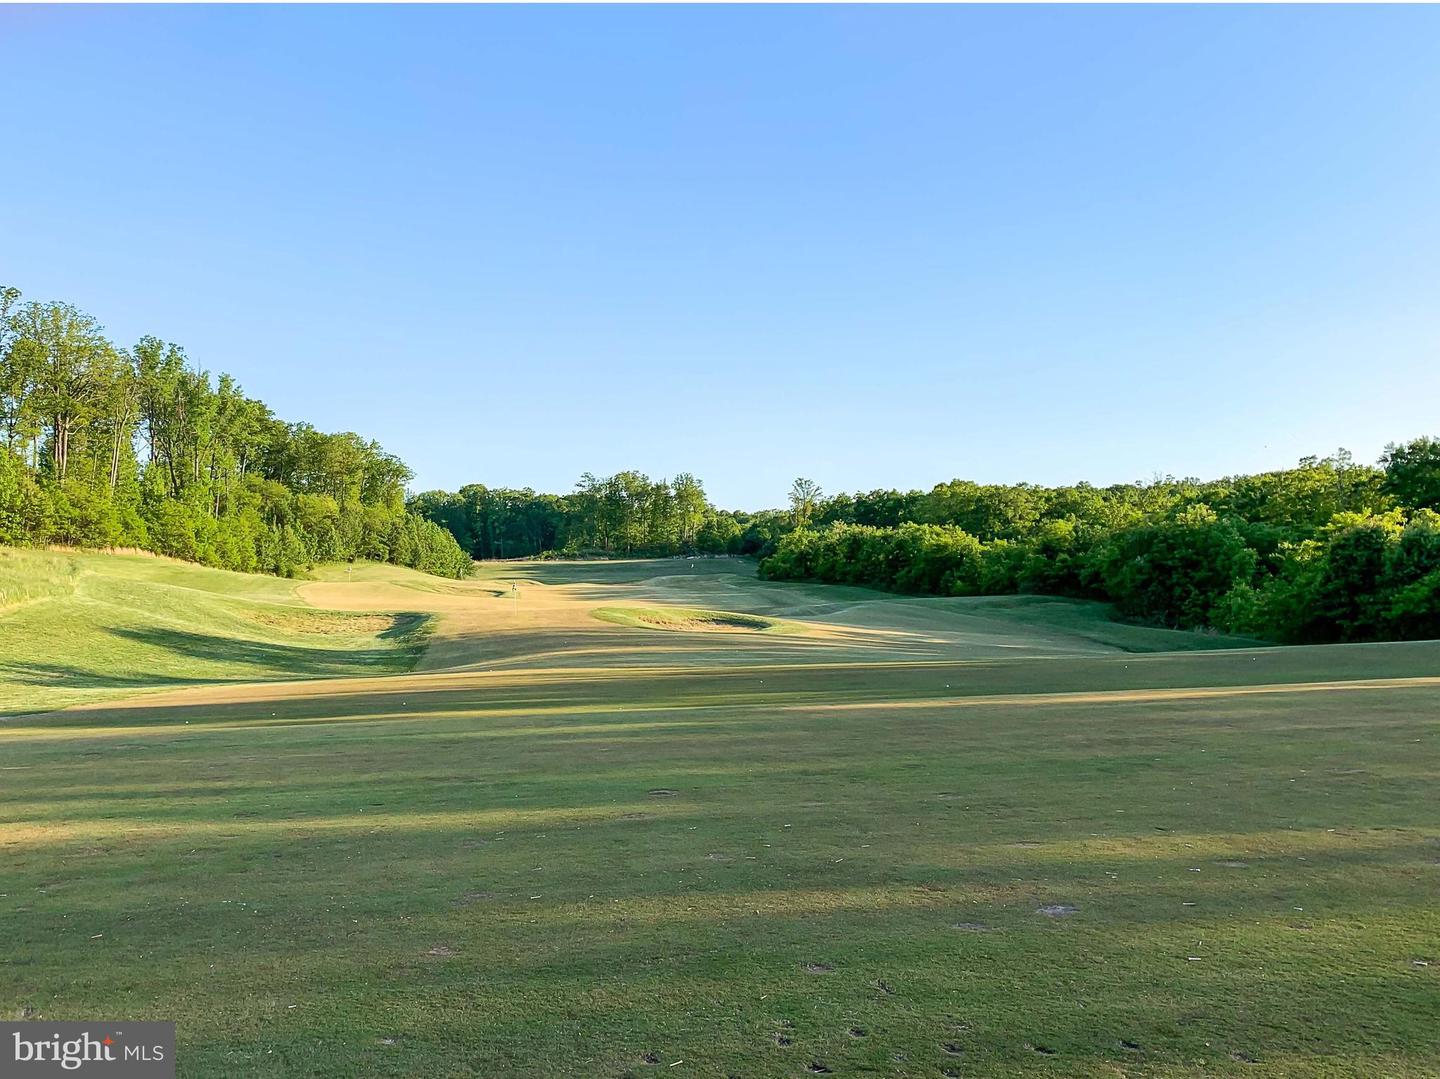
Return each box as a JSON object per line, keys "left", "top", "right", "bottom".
{"left": 2, "top": 5, "right": 1438, "bottom": 509}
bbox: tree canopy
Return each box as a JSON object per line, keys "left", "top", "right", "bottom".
{"left": 755, "top": 450, "right": 1440, "bottom": 644}
{"left": 0, "top": 284, "right": 470, "bottom": 579}
{"left": 410, "top": 471, "right": 747, "bottom": 560}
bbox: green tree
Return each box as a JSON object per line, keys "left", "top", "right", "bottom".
{"left": 12, "top": 301, "right": 115, "bottom": 482}
{"left": 672, "top": 473, "right": 708, "bottom": 551}
{"left": 788, "top": 478, "right": 822, "bottom": 529}
{"left": 1382, "top": 437, "right": 1440, "bottom": 511}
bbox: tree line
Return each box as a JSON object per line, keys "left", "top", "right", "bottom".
{"left": 0, "top": 284, "right": 471, "bottom": 578}
{"left": 410, "top": 472, "right": 759, "bottom": 559}
{"left": 35, "top": 263, "right": 1426, "bottom": 642}
{"left": 415, "top": 449, "right": 1440, "bottom": 645}
{"left": 758, "top": 448, "right": 1440, "bottom": 644}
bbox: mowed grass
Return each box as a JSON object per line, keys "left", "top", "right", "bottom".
{"left": 2, "top": 556, "right": 1438, "bottom": 1076}
{"left": 0, "top": 549, "right": 431, "bottom": 716}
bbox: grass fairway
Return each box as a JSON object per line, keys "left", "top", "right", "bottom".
{"left": 3, "top": 555, "right": 1438, "bottom": 1076}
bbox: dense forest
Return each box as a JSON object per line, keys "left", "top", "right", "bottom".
{"left": 409, "top": 472, "right": 762, "bottom": 560}
{"left": 418, "top": 448, "right": 1440, "bottom": 646}
{"left": 757, "top": 450, "right": 1440, "bottom": 645}
{"left": 0, "top": 284, "right": 470, "bottom": 578}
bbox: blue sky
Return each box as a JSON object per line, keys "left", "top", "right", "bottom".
{"left": 2, "top": 5, "right": 1438, "bottom": 509}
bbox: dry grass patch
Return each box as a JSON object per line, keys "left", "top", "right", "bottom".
{"left": 246, "top": 608, "right": 399, "bottom": 635}
{"left": 591, "top": 604, "right": 798, "bottom": 634}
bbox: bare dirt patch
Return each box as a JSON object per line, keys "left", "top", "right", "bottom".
{"left": 1036, "top": 904, "right": 1079, "bottom": 917}
{"left": 451, "top": 891, "right": 494, "bottom": 907}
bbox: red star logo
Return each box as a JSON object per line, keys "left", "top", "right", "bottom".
{"left": 102, "top": 1037, "right": 113, "bottom": 1046}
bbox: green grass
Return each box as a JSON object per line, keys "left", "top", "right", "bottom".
{"left": 616, "top": 566, "right": 1262, "bottom": 659}
{"left": 309, "top": 559, "right": 489, "bottom": 595}
{"left": 2, "top": 554, "right": 1437, "bottom": 1076}
{"left": 943, "top": 593, "right": 1267, "bottom": 652}
{"left": 0, "top": 548, "right": 432, "bottom": 716}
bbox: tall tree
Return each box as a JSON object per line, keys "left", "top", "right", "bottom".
{"left": 788, "top": 477, "right": 822, "bottom": 529}
{"left": 13, "top": 301, "right": 115, "bottom": 482}
{"left": 672, "top": 472, "right": 707, "bottom": 550}
{"left": 0, "top": 285, "right": 40, "bottom": 460}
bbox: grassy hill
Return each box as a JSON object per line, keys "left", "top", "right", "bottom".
{"left": 2, "top": 552, "right": 1437, "bottom": 1076}
{"left": 0, "top": 548, "right": 431, "bottom": 716}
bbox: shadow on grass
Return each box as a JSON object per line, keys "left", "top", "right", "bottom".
{"left": 7, "top": 807, "right": 1437, "bottom": 1079}
{"left": 425, "top": 624, "right": 953, "bottom": 674}
{"left": 15, "top": 637, "right": 1440, "bottom": 729}
{"left": 6, "top": 655, "right": 1440, "bottom": 1074}
{"left": 0, "top": 616, "right": 433, "bottom": 717}
{"left": 105, "top": 619, "right": 432, "bottom": 673}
